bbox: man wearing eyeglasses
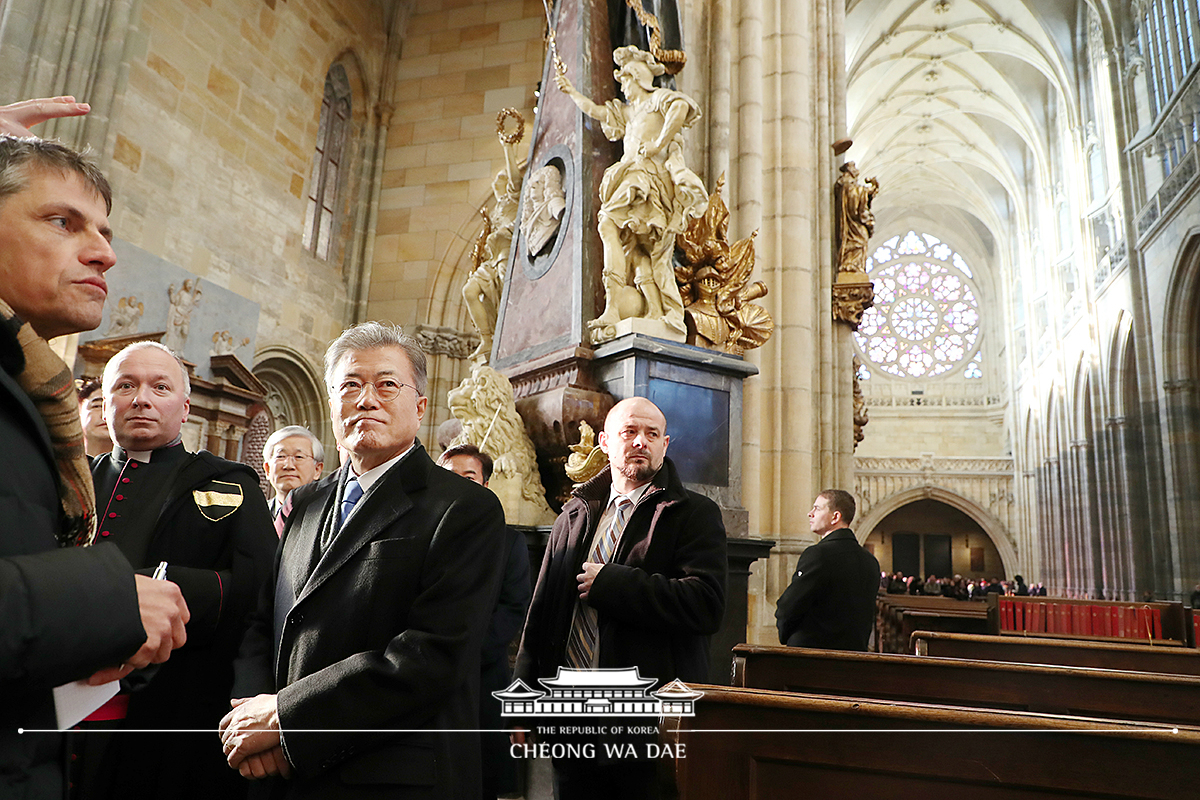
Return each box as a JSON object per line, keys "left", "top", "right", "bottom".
{"left": 223, "top": 322, "right": 506, "bottom": 800}
{"left": 262, "top": 426, "right": 325, "bottom": 537}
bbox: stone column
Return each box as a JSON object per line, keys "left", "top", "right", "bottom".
{"left": 0, "top": 0, "right": 146, "bottom": 160}
{"left": 727, "top": 0, "right": 847, "bottom": 644}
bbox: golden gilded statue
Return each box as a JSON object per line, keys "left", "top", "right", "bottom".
{"left": 674, "top": 175, "right": 774, "bottom": 355}
{"left": 835, "top": 161, "right": 880, "bottom": 279}
{"left": 565, "top": 420, "right": 609, "bottom": 486}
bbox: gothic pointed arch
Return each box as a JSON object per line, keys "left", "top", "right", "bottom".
{"left": 252, "top": 346, "right": 331, "bottom": 456}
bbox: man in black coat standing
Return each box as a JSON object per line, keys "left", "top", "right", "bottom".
{"left": 438, "top": 442, "right": 530, "bottom": 800}
{"left": 0, "top": 114, "right": 189, "bottom": 799}
{"left": 222, "top": 323, "right": 506, "bottom": 799}
{"left": 775, "top": 489, "right": 880, "bottom": 651}
{"left": 514, "top": 397, "right": 727, "bottom": 800}
{"left": 76, "top": 341, "right": 277, "bottom": 800}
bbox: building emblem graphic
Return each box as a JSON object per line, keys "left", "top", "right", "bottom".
{"left": 493, "top": 667, "right": 703, "bottom": 717}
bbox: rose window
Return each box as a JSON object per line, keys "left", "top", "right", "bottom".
{"left": 854, "top": 232, "right": 981, "bottom": 379}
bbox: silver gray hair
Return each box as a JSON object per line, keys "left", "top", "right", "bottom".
{"left": 263, "top": 425, "right": 325, "bottom": 464}
{"left": 323, "top": 322, "right": 427, "bottom": 397}
{"left": 102, "top": 341, "right": 191, "bottom": 396}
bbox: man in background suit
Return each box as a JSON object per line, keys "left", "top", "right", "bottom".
{"left": 223, "top": 322, "right": 506, "bottom": 799}
{"left": 437, "top": 442, "right": 531, "bottom": 800}
{"left": 775, "top": 489, "right": 880, "bottom": 651}
{"left": 262, "top": 425, "right": 325, "bottom": 537}
{"left": 0, "top": 111, "right": 189, "bottom": 799}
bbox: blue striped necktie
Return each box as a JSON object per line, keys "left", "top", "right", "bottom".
{"left": 565, "top": 497, "right": 633, "bottom": 669}
{"left": 340, "top": 478, "right": 363, "bottom": 529}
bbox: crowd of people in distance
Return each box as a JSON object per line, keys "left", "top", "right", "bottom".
{"left": 882, "top": 571, "right": 1045, "bottom": 600}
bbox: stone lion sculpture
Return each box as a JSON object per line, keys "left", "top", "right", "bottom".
{"left": 447, "top": 364, "right": 555, "bottom": 525}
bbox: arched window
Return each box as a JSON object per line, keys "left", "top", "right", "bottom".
{"left": 854, "top": 231, "right": 982, "bottom": 380}
{"left": 303, "top": 63, "right": 352, "bottom": 260}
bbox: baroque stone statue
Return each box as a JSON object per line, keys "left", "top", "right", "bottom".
{"left": 105, "top": 295, "right": 143, "bottom": 337}
{"left": 448, "top": 364, "right": 555, "bottom": 525}
{"left": 521, "top": 164, "right": 567, "bottom": 257}
{"left": 164, "top": 278, "right": 201, "bottom": 352}
{"left": 554, "top": 45, "right": 708, "bottom": 344}
{"left": 464, "top": 109, "right": 526, "bottom": 363}
{"left": 674, "top": 176, "right": 774, "bottom": 355}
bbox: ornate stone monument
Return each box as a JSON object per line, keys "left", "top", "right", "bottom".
{"left": 489, "top": 0, "right": 774, "bottom": 684}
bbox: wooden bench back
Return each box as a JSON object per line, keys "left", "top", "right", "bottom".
{"left": 731, "top": 643, "right": 1200, "bottom": 725}
{"left": 874, "top": 593, "right": 989, "bottom": 653}
{"left": 671, "top": 684, "right": 1200, "bottom": 800}
{"left": 913, "top": 630, "right": 1200, "bottom": 674}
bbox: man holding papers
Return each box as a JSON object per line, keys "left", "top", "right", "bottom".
{"left": 0, "top": 106, "right": 188, "bottom": 799}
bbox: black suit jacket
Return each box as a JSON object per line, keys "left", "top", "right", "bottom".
{"left": 233, "top": 443, "right": 506, "bottom": 800}
{"left": 0, "top": 335, "right": 143, "bottom": 799}
{"left": 774, "top": 528, "right": 881, "bottom": 651}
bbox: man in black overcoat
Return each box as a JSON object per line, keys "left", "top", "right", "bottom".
{"left": 0, "top": 117, "right": 188, "bottom": 799}
{"left": 775, "top": 489, "right": 881, "bottom": 651}
{"left": 222, "top": 323, "right": 506, "bottom": 799}
{"left": 514, "top": 397, "right": 727, "bottom": 800}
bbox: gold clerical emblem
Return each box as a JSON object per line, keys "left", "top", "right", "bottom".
{"left": 193, "top": 480, "right": 244, "bottom": 521}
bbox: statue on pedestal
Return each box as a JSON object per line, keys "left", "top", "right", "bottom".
{"left": 464, "top": 109, "right": 526, "bottom": 363}
{"left": 832, "top": 161, "right": 879, "bottom": 329}
{"left": 835, "top": 161, "right": 880, "bottom": 279}
{"left": 554, "top": 46, "right": 708, "bottom": 344}
{"left": 448, "top": 364, "right": 555, "bottom": 525}
{"left": 675, "top": 176, "right": 774, "bottom": 355}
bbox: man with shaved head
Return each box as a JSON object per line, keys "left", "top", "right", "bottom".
{"left": 514, "top": 396, "right": 727, "bottom": 799}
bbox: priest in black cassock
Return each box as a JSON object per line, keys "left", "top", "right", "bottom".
{"left": 74, "top": 341, "right": 276, "bottom": 800}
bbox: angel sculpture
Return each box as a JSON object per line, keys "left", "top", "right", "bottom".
{"left": 674, "top": 175, "right": 774, "bottom": 355}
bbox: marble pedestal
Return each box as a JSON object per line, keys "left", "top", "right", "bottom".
{"left": 591, "top": 333, "right": 758, "bottom": 537}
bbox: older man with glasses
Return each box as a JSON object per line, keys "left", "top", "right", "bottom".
{"left": 223, "top": 322, "right": 506, "bottom": 800}
{"left": 262, "top": 426, "right": 325, "bottom": 537}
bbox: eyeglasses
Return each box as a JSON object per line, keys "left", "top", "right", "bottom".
{"left": 334, "top": 378, "right": 417, "bottom": 403}
{"left": 270, "top": 453, "right": 314, "bottom": 465}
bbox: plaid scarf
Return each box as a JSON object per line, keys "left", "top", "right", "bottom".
{"left": 0, "top": 299, "right": 96, "bottom": 547}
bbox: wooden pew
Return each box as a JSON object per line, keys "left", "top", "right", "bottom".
{"left": 731, "top": 643, "right": 1200, "bottom": 725}
{"left": 912, "top": 631, "right": 1200, "bottom": 674}
{"left": 875, "top": 593, "right": 989, "bottom": 653}
{"left": 671, "top": 685, "right": 1200, "bottom": 800}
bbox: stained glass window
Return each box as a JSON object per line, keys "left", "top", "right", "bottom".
{"left": 303, "top": 63, "right": 352, "bottom": 260}
{"left": 853, "top": 232, "right": 982, "bottom": 379}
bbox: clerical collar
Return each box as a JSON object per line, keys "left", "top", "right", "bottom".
{"left": 114, "top": 436, "right": 185, "bottom": 464}
{"left": 349, "top": 442, "right": 415, "bottom": 495}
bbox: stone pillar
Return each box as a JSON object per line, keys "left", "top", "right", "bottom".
{"left": 723, "top": 0, "right": 848, "bottom": 644}
{"left": 0, "top": 0, "right": 146, "bottom": 160}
